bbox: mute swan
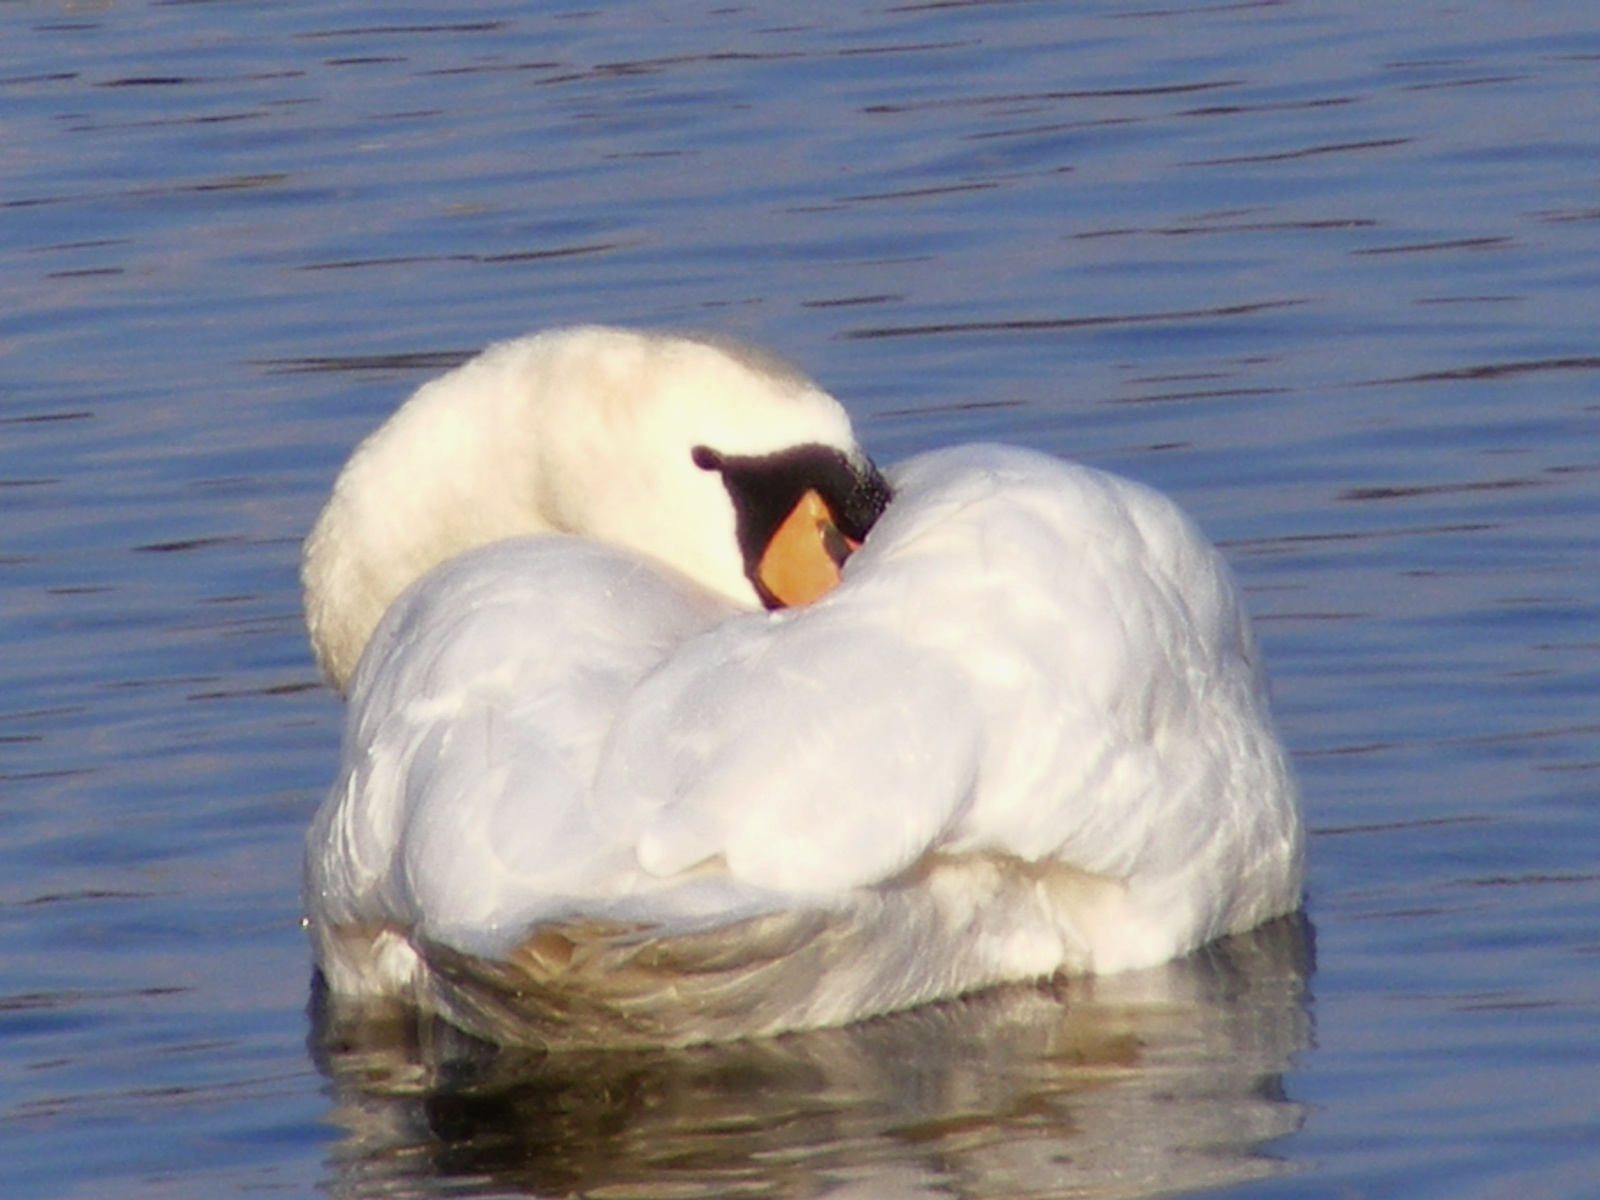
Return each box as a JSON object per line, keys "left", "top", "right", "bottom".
{"left": 302, "top": 326, "right": 1304, "bottom": 1047}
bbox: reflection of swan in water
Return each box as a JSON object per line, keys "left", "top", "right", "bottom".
{"left": 312, "top": 914, "right": 1314, "bottom": 1200}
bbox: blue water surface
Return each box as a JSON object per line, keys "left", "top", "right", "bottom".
{"left": 2, "top": 1, "right": 1598, "bottom": 1197}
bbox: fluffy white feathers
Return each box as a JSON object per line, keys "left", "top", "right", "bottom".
{"left": 302, "top": 326, "right": 860, "bottom": 692}
{"left": 302, "top": 329, "right": 1303, "bottom": 1045}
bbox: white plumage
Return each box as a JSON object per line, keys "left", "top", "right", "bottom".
{"left": 303, "top": 326, "right": 1303, "bottom": 1047}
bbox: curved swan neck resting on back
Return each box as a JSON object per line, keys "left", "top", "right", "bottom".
{"left": 301, "top": 326, "right": 863, "bottom": 693}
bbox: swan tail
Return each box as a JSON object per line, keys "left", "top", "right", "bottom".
{"left": 417, "top": 908, "right": 847, "bottom": 1049}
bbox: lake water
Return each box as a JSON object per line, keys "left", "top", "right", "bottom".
{"left": 3, "top": 1, "right": 1598, "bottom": 1196}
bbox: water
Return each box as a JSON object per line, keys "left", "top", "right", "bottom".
{"left": 2, "top": 0, "right": 1597, "bottom": 1196}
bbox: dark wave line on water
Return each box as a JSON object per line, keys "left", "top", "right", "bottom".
{"left": 0, "top": 70, "right": 78, "bottom": 86}
{"left": 1188, "top": 137, "right": 1411, "bottom": 167}
{"left": 1339, "top": 477, "right": 1541, "bottom": 502}
{"left": 133, "top": 536, "right": 245, "bottom": 555}
{"left": 419, "top": 60, "right": 564, "bottom": 79}
{"left": 479, "top": 243, "right": 628, "bottom": 265}
{"left": 95, "top": 76, "right": 200, "bottom": 88}
{"left": 1535, "top": 207, "right": 1600, "bottom": 224}
{"left": 1113, "top": 0, "right": 1292, "bottom": 17}
{"left": 885, "top": 0, "right": 1033, "bottom": 11}
{"left": 65, "top": 70, "right": 308, "bottom": 92}
{"left": 801, "top": 293, "right": 905, "bottom": 309}
{"left": 842, "top": 298, "right": 1306, "bottom": 340}
{"left": 1413, "top": 295, "right": 1519, "bottom": 305}
{"left": 964, "top": 118, "right": 1142, "bottom": 143}
{"left": 65, "top": 110, "right": 277, "bottom": 133}
{"left": 1219, "top": 520, "right": 1498, "bottom": 552}
{"left": 1181, "top": 95, "right": 1360, "bottom": 117}
{"left": 323, "top": 57, "right": 407, "bottom": 68}
{"left": 1458, "top": 721, "right": 1600, "bottom": 750}
{"left": 188, "top": 680, "right": 323, "bottom": 702}
{"left": 1540, "top": 759, "right": 1600, "bottom": 775}
{"left": 839, "top": 181, "right": 1002, "bottom": 203}
{"left": 295, "top": 241, "right": 625, "bottom": 272}
{"left": 26, "top": 239, "right": 128, "bottom": 257}
{"left": 535, "top": 49, "right": 825, "bottom": 86}
{"left": 1, "top": 173, "right": 291, "bottom": 209}
{"left": 863, "top": 78, "right": 1239, "bottom": 113}
{"left": 0, "top": 766, "right": 97, "bottom": 784}
{"left": 0, "top": 410, "right": 93, "bottom": 427}
{"left": 0, "top": 704, "right": 86, "bottom": 726}
{"left": 0, "top": 986, "right": 192, "bottom": 1013}
{"left": 1117, "top": 385, "right": 1286, "bottom": 405}
{"left": 292, "top": 22, "right": 511, "bottom": 40}
{"left": 587, "top": 49, "right": 807, "bottom": 74}
{"left": 1371, "top": 356, "right": 1600, "bottom": 384}
{"left": 835, "top": 40, "right": 981, "bottom": 58}
{"left": 875, "top": 398, "right": 1030, "bottom": 418}
{"left": 20, "top": 889, "right": 169, "bottom": 908}
{"left": 1467, "top": 871, "right": 1600, "bottom": 889}
{"left": 1312, "top": 814, "right": 1491, "bottom": 835}
{"left": 1072, "top": 215, "right": 1378, "bottom": 239}
{"left": 1351, "top": 236, "right": 1512, "bottom": 256}
{"left": 1400, "top": 74, "right": 1527, "bottom": 93}
{"left": 254, "top": 351, "right": 474, "bottom": 376}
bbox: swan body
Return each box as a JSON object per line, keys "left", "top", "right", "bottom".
{"left": 303, "top": 327, "right": 1303, "bottom": 1047}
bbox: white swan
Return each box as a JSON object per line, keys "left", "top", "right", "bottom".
{"left": 302, "top": 325, "right": 1304, "bottom": 1047}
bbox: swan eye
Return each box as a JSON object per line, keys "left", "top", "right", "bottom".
{"left": 820, "top": 521, "right": 853, "bottom": 570}
{"left": 693, "top": 443, "right": 890, "bottom": 609}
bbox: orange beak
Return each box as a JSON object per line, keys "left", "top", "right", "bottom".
{"left": 756, "top": 489, "right": 860, "bottom": 608}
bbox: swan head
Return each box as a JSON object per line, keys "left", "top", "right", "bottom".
{"left": 691, "top": 441, "right": 889, "bottom": 608}
{"left": 302, "top": 326, "right": 889, "bottom": 692}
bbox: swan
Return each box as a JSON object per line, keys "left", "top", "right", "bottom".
{"left": 302, "top": 325, "right": 1304, "bottom": 1048}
